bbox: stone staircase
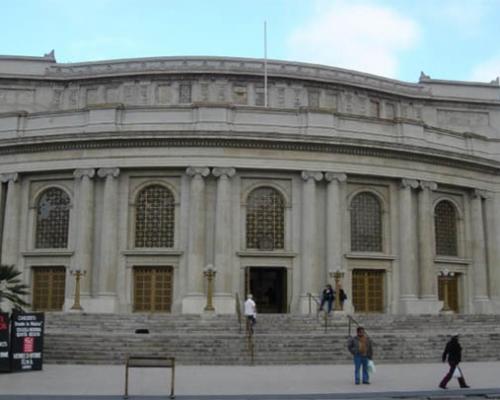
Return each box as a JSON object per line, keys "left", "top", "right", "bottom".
{"left": 42, "top": 312, "right": 500, "bottom": 365}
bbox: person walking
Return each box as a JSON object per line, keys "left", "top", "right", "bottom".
{"left": 439, "top": 333, "right": 470, "bottom": 389}
{"left": 244, "top": 294, "right": 257, "bottom": 334}
{"left": 347, "top": 326, "right": 373, "bottom": 385}
{"left": 319, "top": 284, "right": 334, "bottom": 313}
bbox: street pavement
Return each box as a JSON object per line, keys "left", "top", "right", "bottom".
{"left": 0, "top": 361, "right": 499, "bottom": 399}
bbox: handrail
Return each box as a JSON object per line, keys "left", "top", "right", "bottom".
{"left": 307, "top": 292, "right": 321, "bottom": 315}
{"left": 235, "top": 292, "right": 242, "bottom": 333}
{"left": 347, "top": 314, "right": 361, "bottom": 337}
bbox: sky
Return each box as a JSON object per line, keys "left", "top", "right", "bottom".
{"left": 1, "top": 0, "right": 500, "bottom": 83}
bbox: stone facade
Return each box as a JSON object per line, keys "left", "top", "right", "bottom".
{"left": 1, "top": 53, "right": 500, "bottom": 315}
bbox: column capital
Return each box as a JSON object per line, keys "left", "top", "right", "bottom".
{"left": 186, "top": 166, "right": 210, "bottom": 178}
{"left": 301, "top": 170, "right": 323, "bottom": 182}
{"left": 472, "top": 189, "right": 489, "bottom": 199}
{"left": 324, "top": 172, "right": 347, "bottom": 183}
{"left": 212, "top": 167, "right": 236, "bottom": 179}
{"left": 97, "top": 167, "right": 120, "bottom": 179}
{"left": 401, "top": 178, "right": 419, "bottom": 189}
{"left": 0, "top": 172, "right": 18, "bottom": 183}
{"left": 74, "top": 168, "right": 96, "bottom": 179}
{"left": 419, "top": 180, "right": 437, "bottom": 191}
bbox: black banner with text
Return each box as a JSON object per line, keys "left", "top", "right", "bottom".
{"left": 10, "top": 313, "right": 44, "bottom": 371}
{"left": 0, "top": 313, "right": 9, "bottom": 372}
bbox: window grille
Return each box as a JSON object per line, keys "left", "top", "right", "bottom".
{"left": 246, "top": 187, "right": 285, "bottom": 250}
{"left": 133, "top": 266, "right": 173, "bottom": 312}
{"left": 35, "top": 188, "right": 70, "bottom": 248}
{"left": 350, "top": 192, "right": 382, "bottom": 252}
{"left": 435, "top": 200, "right": 458, "bottom": 256}
{"left": 135, "top": 185, "right": 175, "bottom": 248}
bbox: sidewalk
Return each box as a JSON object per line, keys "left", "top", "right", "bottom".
{"left": 0, "top": 361, "right": 499, "bottom": 397}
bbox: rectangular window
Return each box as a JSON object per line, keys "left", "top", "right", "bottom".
{"left": 133, "top": 266, "right": 173, "bottom": 312}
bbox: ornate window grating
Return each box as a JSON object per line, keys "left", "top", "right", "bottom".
{"left": 350, "top": 192, "right": 382, "bottom": 252}
{"left": 246, "top": 187, "right": 285, "bottom": 250}
{"left": 35, "top": 188, "right": 70, "bottom": 249}
{"left": 435, "top": 200, "right": 458, "bottom": 256}
{"left": 135, "top": 185, "right": 175, "bottom": 248}
{"left": 32, "top": 266, "right": 66, "bottom": 311}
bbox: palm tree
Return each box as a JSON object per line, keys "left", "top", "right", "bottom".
{"left": 0, "top": 264, "right": 30, "bottom": 312}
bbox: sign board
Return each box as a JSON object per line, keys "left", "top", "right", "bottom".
{"left": 10, "top": 313, "right": 44, "bottom": 371}
{"left": 0, "top": 313, "right": 9, "bottom": 372}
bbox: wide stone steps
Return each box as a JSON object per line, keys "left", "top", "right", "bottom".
{"left": 42, "top": 313, "right": 500, "bottom": 365}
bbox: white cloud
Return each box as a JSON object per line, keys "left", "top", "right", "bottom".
{"left": 286, "top": 1, "right": 420, "bottom": 78}
{"left": 471, "top": 56, "right": 500, "bottom": 82}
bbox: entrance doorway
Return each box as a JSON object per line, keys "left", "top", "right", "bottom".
{"left": 352, "top": 269, "right": 385, "bottom": 313}
{"left": 245, "top": 267, "right": 287, "bottom": 313}
{"left": 133, "top": 266, "right": 173, "bottom": 312}
{"left": 438, "top": 274, "right": 459, "bottom": 313}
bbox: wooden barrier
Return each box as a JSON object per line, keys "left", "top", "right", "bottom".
{"left": 124, "top": 355, "right": 175, "bottom": 399}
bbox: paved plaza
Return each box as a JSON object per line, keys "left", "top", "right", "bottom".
{"left": 0, "top": 361, "right": 499, "bottom": 399}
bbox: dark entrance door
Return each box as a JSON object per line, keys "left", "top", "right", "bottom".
{"left": 245, "top": 267, "right": 287, "bottom": 313}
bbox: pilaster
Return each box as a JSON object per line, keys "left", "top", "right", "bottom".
{"left": 1, "top": 173, "right": 20, "bottom": 267}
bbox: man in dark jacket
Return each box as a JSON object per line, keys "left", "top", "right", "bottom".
{"left": 347, "top": 326, "right": 373, "bottom": 384}
{"left": 439, "top": 333, "right": 470, "bottom": 389}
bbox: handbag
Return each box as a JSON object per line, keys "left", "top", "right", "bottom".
{"left": 367, "top": 359, "right": 376, "bottom": 374}
{"left": 452, "top": 366, "right": 462, "bottom": 378}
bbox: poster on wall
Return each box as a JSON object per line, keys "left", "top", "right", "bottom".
{"left": 0, "top": 313, "right": 9, "bottom": 372}
{"left": 10, "top": 313, "right": 44, "bottom": 372}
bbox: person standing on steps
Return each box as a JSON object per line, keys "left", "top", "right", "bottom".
{"left": 318, "top": 284, "right": 334, "bottom": 313}
{"left": 244, "top": 294, "right": 257, "bottom": 334}
{"left": 347, "top": 326, "right": 373, "bottom": 385}
{"left": 439, "top": 333, "right": 470, "bottom": 389}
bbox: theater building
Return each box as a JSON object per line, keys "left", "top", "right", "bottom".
{"left": 1, "top": 53, "right": 500, "bottom": 315}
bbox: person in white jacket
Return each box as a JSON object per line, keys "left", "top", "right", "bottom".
{"left": 244, "top": 294, "right": 257, "bottom": 333}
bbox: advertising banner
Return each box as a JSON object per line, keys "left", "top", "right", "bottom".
{"left": 10, "top": 313, "right": 44, "bottom": 371}
{"left": 0, "top": 313, "right": 9, "bottom": 372}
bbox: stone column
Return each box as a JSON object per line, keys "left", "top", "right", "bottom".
{"left": 96, "top": 168, "right": 120, "bottom": 311}
{"left": 417, "top": 180, "right": 440, "bottom": 313}
{"left": 324, "top": 172, "right": 347, "bottom": 274}
{"left": 73, "top": 169, "right": 95, "bottom": 295}
{"left": 300, "top": 170, "right": 323, "bottom": 312}
{"left": 470, "top": 189, "right": 492, "bottom": 313}
{"left": 212, "top": 167, "right": 236, "bottom": 313}
{"left": 1, "top": 173, "right": 20, "bottom": 267}
{"left": 399, "top": 179, "right": 419, "bottom": 313}
{"left": 487, "top": 191, "right": 500, "bottom": 307}
{"left": 183, "top": 166, "right": 210, "bottom": 313}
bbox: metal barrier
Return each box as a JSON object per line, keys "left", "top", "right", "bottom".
{"left": 124, "top": 355, "right": 175, "bottom": 399}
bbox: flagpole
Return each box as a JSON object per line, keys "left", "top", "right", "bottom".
{"left": 264, "top": 20, "right": 268, "bottom": 108}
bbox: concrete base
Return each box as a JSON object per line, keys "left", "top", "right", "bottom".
{"left": 399, "top": 296, "right": 426, "bottom": 314}
{"left": 182, "top": 294, "right": 206, "bottom": 314}
{"left": 298, "top": 295, "right": 318, "bottom": 315}
{"left": 473, "top": 297, "right": 494, "bottom": 314}
{"left": 398, "top": 297, "right": 442, "bottom": 314}
{"left": 212, "top": 293, "right": 236, "bottom": 314}
{"left": 65, "top": 295, "right": 117, "bottom": 313}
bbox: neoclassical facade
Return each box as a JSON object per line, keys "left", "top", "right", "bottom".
{"left": 1, "top": 53, "right": 500, "bottom": 315}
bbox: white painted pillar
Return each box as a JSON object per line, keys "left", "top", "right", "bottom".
{"left": 470, "top": 189, "right": 492, "bottom": 313}
{"left": 417, "top": 180, "right": 440, "bottom": 313}
{"left": 399, "top": 178, "right": 420, "bottom": 313}
{"left": 324, "top": 172, "right": 346, "bottom": 273}
{"left": 487, "top": 191, "right": 500, "bottom": 308}
{"left": 73, "top": 169, "right": 95, "bottom": 295}
{"left": 183, "top": 166, "right": 210, "bottom": 313}
{"left": 1, "top": 173, "right": 20, "bottom": 267}
{"left": 96, "top": 167, "right": 120, "bottom": 311}
{"left": 212, "top": 167, "right": 236, "bottom": 313}
{"left": 300, "top": 170, "right": 323, "bottom": 312}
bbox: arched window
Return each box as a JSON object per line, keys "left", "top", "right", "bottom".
{"left": 35, "top": 188, "right": 70, "bottom": 248}
{"left": 246, "top": 187, "right": 285, "bottom": 250}
{"left": 350, "top": 192, "right": 382, "bottom": 252}
{"left": 435, "top": 200, "right": 458, "bottom": 256}
{"left": 135, "top": 185, "right": 175, "bottom": 248}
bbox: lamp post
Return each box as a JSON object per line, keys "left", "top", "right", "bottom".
{"left": 204, "top": 264, "right": 216, "bottom": 312}
{"left": 439, "top": 268, "right": 454, "bottom": 312}
{"left": 331, "top": 269, "right": 345, "bottom": 311}
{"left": 70, "top": 269, "right": 86, "bottom": 311}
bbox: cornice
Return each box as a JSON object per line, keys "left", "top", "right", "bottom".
{"left": 0, "top": 133, "right": 499, "bottom": 175}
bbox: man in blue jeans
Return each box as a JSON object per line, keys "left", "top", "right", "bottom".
{"left": 347, "top": 326, "right": 373, "bottom": 384}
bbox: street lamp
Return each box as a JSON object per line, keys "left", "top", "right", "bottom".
{"left": 330, "top": 269, "right": 345, "bottom": 311}
{"left": 439, "top": 268, "right": 455, "bottom": 312}
{"left": 203, "top": 264, "right": 216, "bottom": 312}
{"left": 70, "top": 269, "right": 86, "bottom": 311}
